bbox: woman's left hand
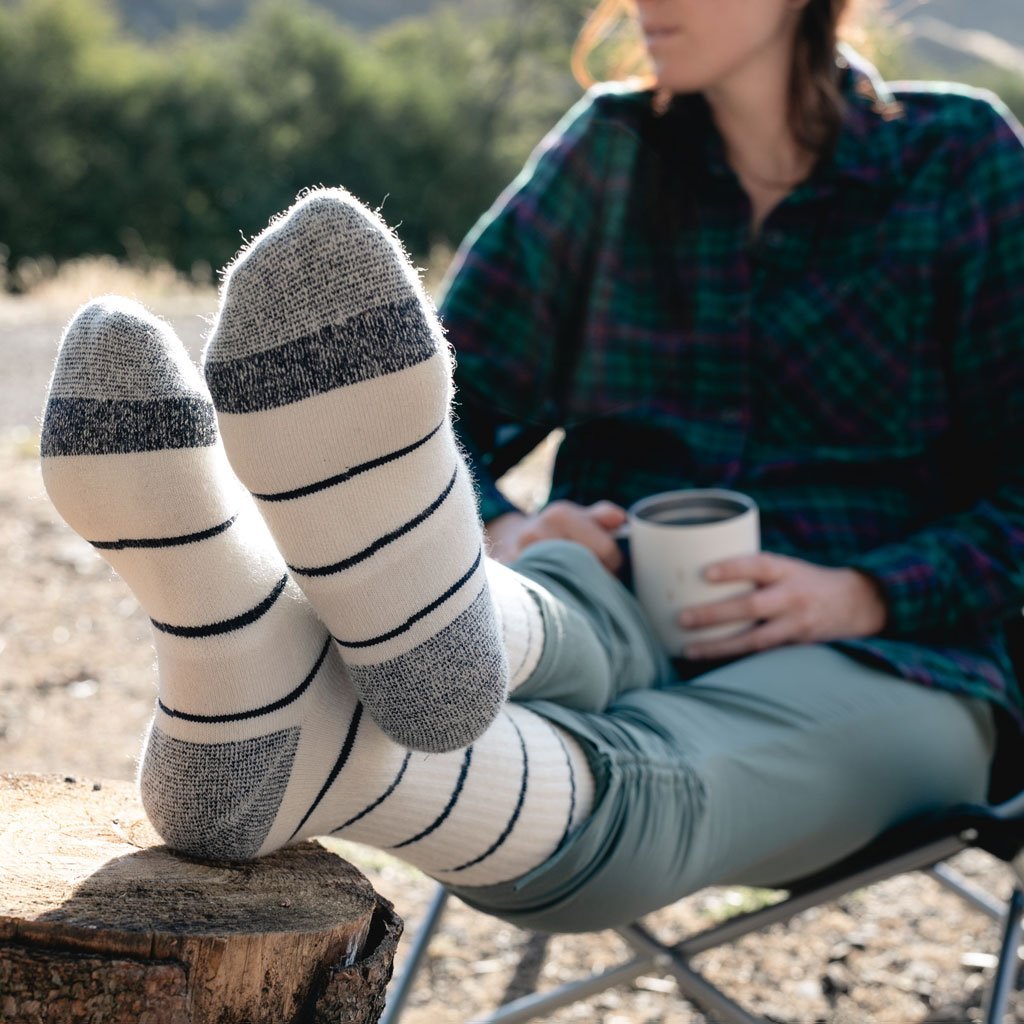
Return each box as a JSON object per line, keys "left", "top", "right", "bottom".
{"left": 679, "top": 553, "right": 888, "bottom": 661}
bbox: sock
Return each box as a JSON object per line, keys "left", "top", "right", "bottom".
{"left": 335, "top": 702, "right": 594, "bottom": 888}
{"left": 487, "top": 559, "right": 546, "bottom": 691}
{"left": 40, "top": 296, "right": 340, "bottom": 860}
{"left": 203, "top": 187, "right": 544, "bottom": 752}
{"left": 40, "top": 296, "right": 592, "bottom": 884}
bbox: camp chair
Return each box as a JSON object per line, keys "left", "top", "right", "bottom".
{"left": 379, "top": 433, "right": 1023, "bottom": 1022}
{"left": 379, "top": 780, "right": 1024, "bottom": 1024}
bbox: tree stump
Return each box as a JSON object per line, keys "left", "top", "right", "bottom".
{"left": 0, "top": 773, "right": 403, "bottom": 1023}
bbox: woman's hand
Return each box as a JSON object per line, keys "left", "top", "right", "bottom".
{"left": 679, "top": 552, "right": 888, "bottom": 661}
{"left": 485, "top": 500, "right": 628, "bottom": 574}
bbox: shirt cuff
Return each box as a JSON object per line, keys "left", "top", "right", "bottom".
{"left": 846, "top": 543, "right": 951, "bottom": 636}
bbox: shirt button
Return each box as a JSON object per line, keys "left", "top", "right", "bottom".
{"left": 762, "top": 229, "right": 785, "bottom": 247}
{"left": 719, "top": 409, "right": 743, "bottom": 424}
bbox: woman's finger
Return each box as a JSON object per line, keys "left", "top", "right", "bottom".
{"left": 679, "top": 582, "right": 789, "bottom": 630}
{"left": 586, "top": 500, "right": 629, "bottom": 529}
{"left": 519, "top": 503, "right": 623, "bottom": 572}
{"left": 684, "top": 615, "right": 795, "bottom": 661}
{"left": 575, "top": 520, "right": 624, "bottom": 572}
{"left": 704, "top": 552, "right": 791, "bottom": 585}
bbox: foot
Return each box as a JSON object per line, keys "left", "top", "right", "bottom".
{"left": 204, "top": 188, "right": 509, "bottom": 752}
{"left": 41, "top": 296, "right": 338, "bottom": 859}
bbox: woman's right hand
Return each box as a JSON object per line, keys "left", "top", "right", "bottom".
{"left": 485, "top": 500, "right": 627, "bottom": 574}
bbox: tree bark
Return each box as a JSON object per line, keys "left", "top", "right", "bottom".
{"left": 0, "top": 773, "right": 402, "bottom": 1023}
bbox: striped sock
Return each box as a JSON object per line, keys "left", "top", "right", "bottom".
{"left": 203, "top": 187, "right": 543, "bottom": 753}
{"left": 40, "top": 297, "right": 339, "bottom": 860}
{"left": 40, "top": 297, "right": 592, "bottom": 885}
{"left": 314, "top": 700, "right": 594, "bottom": 888}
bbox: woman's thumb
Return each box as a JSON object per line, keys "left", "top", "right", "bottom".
{"left": 588, "top": 501, "right": 628, "bottom": 529}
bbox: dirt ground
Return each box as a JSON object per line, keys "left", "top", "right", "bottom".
{"left": 1, "top": 290, "right": 1021, "bottom": 1023}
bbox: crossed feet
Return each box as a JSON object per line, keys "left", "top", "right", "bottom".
{"left": 39, "top": 188, "right": 590, "bottom": 884}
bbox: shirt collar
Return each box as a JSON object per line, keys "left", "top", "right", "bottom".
{"left": 668, "top": 46, "right": 905, "bottom": 191}
{"left": 827, "top": 45, "right": 906, "bottom": 189}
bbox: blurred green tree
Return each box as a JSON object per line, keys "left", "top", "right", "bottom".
{"left": 1, "top": 0, "right": 1020, "bottom": 290}
{"left": 0, "top": 0, "right": 587, "bottom": 285}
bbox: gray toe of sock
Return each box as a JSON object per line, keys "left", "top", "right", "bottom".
{"left": 48, "top": 297, "right": 205, "bottom": 402}
{"left": 204, "top": 188, "right": 442, "bottom": 413}
{"left": 42, "top": 296, "right": 215, "bottom": 457}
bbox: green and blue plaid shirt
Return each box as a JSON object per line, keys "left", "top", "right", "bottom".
{"left": 439, "top": 51, "right": 1024, "bottom": 734}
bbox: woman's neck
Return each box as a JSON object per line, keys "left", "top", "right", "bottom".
{"left": 702, "top": 46, "right": 814, "bottom": 235}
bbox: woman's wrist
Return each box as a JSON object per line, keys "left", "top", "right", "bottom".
{"left": 841, "top": 568, "right": 889, "bottom": 636}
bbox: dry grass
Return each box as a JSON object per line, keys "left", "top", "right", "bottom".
{"left": 2, "top": 254, "right": 213, "bottom": 310}
{"left": 2, "top": 241, "right": 455, "bottom": 313}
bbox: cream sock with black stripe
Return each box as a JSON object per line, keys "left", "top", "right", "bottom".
{"left": 204, "top": 187, "right": 545, "bottom": 753}
{"left": 41, "top": 296, "right": 592, "bottom": 885}
{"left": 40, "top": 297, "right": 344, "bottom": 861}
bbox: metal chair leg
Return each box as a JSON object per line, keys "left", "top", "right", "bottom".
{"left": 469, "top": 958, "right": 654, "bottom": 1024}
{"left": 928, "top": 863, "right": 1006, "bottom": 922}
{"left": 618, "top": 922, "right": 765, "bottom": 1024}
{"left": 380, "top": 849, "right": 1024, "bottom": 1024}
{"left": 379, "top": 885, "right": 450, "bottom": 1024}
{"left": 982, "top": 887, "right": 1023, "bottom": 1024}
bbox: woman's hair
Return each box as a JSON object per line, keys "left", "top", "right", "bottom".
{"left": 571, "top": 0, "right": 861, "bottom": 156}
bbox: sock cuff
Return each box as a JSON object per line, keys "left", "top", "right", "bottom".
{"left": 487, "top": 559, "right": 546, "bottom": 690}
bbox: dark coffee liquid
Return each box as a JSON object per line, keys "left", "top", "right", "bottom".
{"left": 650, "top": 513, "right": 732, "bottom": 526}
{"left": 639, "top": 495, "right": 749, "bottom": 527}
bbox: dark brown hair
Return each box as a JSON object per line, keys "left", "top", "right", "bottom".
{"left": 571, "top": 0, "right": 860, "bottom": 157}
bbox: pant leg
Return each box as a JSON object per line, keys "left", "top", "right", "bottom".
{"left": 446, "top": 645, "right": 996, "bottom": 933}
{"left": 507, "top": 539, "right": 675, "bottom": 710}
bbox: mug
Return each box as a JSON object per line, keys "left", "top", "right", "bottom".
{"left": 619, "top": 488, "right": 760, "bottom": 656}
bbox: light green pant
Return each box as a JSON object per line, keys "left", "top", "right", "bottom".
{"left": 447, "top": 540, "right": 996, "bottom": 934}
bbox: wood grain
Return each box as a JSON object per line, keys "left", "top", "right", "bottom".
{"left": 0, "top": 773, "right": 402, "bottom": 1023}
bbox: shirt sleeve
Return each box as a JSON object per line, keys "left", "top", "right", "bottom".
{"left": 848, "top": 96, "right": 1024, "bottom": 635}
{"left": 438, "top": 88, "right": 621, "bottom": 523}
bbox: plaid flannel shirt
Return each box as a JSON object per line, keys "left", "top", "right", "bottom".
{"left": 438, "top": 51, "right": 1024, "bottom": 733}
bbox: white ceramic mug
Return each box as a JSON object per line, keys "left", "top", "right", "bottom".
{"left": 620, "top": 488, "right": 760, "bottom": 656}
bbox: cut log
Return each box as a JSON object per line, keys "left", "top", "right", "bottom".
{"left": 0, "top": 773, "right": 402, "bottom": 1023}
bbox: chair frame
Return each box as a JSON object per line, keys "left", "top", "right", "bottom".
{"left": 380, "top": 791, "right": 1024, "bottom": 1024}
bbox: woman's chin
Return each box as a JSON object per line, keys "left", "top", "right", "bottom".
{"left": 648, "top": 62, "right": 715, "bottom": 97}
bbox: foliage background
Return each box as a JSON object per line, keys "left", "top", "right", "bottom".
{"left": 0, "top": 0, "right": 1021, "bottom": 290}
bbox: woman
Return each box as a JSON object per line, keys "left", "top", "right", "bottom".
{"left": 40, "top": 0, "right": 1023, "bottom": 933}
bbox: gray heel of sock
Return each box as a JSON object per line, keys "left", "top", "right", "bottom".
{"left": 348, "top": 587, "right": 509, "bottom": 753}
{"left": 140, "top": 725, "right": 300, "bottom": 861}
